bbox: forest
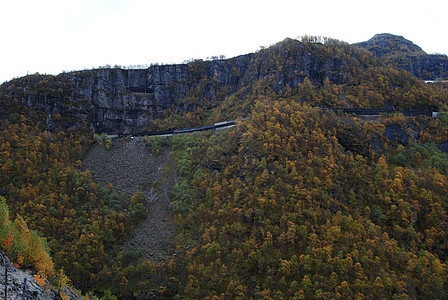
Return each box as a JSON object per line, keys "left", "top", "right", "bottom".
{"left": 0, "top": 35, "right": 448, "bottom": 298}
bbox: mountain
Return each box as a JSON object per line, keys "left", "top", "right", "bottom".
{"left": 353, "top": 33, "right": 425, "bottom": 57}
{"left": 354, "top": 33, "right": 448, "bottom": 80}
{"left": 1, "top": 34, "right": 445, "bottom": 135}
{"left": 1, "top": 34, "right": 448, "bottom": 298}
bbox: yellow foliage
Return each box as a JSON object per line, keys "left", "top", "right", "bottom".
{"left": 33, "top": 274, "right": 47, "bottom": 288}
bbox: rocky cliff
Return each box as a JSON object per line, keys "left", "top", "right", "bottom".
{"left": 0, "top": 252, "right": 60, "bottom": 299}
{"left": 1, "top": 38, "right": 367, "bottom": 134}
{"left": 64, "top": 62, "right": 247, "bottom": 133}
{"left": 1, "top": 34, "right": 445, "bottom": 134}
{"left": 1, "top": 55, "right": 254, "bottom": 134}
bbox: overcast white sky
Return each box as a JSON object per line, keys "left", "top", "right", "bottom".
{"left": 1, "top": 0, "right": 447, "bottom": 83}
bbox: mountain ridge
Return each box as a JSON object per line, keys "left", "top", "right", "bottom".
{"left": 1, "top": 33, "right": 446, "bottom": 135}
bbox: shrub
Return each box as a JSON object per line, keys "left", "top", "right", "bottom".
{"left": 95, "top": 133, "right": 112, "bottom": 149}
{"left": 143, "top": 136, "right": 171, "bottom": 154}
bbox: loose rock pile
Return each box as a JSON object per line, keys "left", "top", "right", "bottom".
{"left": 82, "top": 138, "right": 177, "bottom": 262}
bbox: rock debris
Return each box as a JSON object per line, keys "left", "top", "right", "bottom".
{"left": 82, "top": 138, "right": 177, "bottom": 262}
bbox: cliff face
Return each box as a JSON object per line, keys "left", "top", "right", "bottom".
{"left": 241, "top": 38, "right": 354, "bottom": 90}
{"left": 2, "top": 34, "right": 445, "bottom": 134}
{"left": 404, "top": 54, "right": 448, "bottom": 80}
{"left": 63, "top": 55, "right": 257, "bottom": 133}
{"left": 1, "top": 55, "right": 252, "bottom": 134}
{"left": 68, "top": 39, "right": 369, "bottom": 134}
{"left": 63, "top": 66, "right": 190, "bottom": 134}
{"left": 2, "top": 40, "right": 360, "bottom": 134}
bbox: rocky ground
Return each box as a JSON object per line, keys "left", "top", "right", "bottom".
{"left": 82, "top": 137, "right": 177, "bottom": 262}
{"left": 0, "top": 251, "right": 60, "bottom": 300}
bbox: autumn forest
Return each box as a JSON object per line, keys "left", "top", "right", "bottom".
{"left": 1, "top": 34, "right": 448, "bottom": 299}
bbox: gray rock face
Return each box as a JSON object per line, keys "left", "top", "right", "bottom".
{"left": 58, "top": 56, "right": 252, "bottom": 134}
{"left": 243, "top": 38, "right": 351, "bottom": 90}
{"left": 4, "top": 34, "right": 444, "bottom": 134}
{"left": 385, "top": 124, "right": 410, "bottom": 145}
{"left": 0, "top": 252, "right": 59, "bottom": 299}
{"left": 404, "top": 54, "right": 448, "bottom": 80}
{"left": 0, "top": 55, "right": 252, "bottom": 134}
{"left": 2, "top": 39, "right": 363, "bottom": 134}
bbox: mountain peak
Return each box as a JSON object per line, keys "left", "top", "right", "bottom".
{"left": 354, "top": 33, "right": 426, "bottom": 57}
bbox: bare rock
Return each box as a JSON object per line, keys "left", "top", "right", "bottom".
{"left": 0, "top": 251, "right": 60, "bottom": 300}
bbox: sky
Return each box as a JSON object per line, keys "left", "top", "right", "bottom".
{"left": 1, "top": 0, "right": 447, "bottom": 83}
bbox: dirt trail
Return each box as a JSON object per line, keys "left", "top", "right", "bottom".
{"left": 82, "top": 138, "right": 177, "bottom": 262}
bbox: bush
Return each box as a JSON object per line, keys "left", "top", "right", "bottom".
{"left": 143, "top": 136, "right": 171, "bottom": 154}
{"left": 170, "top": 178, "right": 196, "bottom": 213}
{"left": 437, "top": 111, "right": 448, "bottom": 130}
{"left": 95, "top": 133, "right": 112, "bottom": 149}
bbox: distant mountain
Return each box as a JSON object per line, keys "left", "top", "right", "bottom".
{"left": 353, "top": 33, "right": 425, "bottom": 57}
{"left": 354, "top": 33, "right": 448, "bottom": 80}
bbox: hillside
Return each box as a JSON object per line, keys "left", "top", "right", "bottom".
{"left": 1, "top": 34, "right": 448, "bottom": 298}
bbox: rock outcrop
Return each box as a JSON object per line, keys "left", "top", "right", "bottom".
{"left": 59, "top": 56, "right": 252, "bottom": 134}
{"left": 0, "top": 251, "right": 60, "bottom": 299}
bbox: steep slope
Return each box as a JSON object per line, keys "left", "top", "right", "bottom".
{"left": 127, "top": 103, "right": 448, "bottom": 299}
{"left": 82, "top": 139, "right": 177, "bottom": 262}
